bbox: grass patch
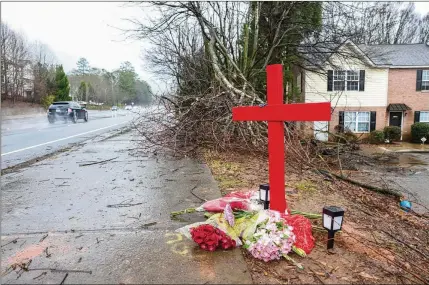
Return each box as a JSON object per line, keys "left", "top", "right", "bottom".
{"left": 294, "top": 180, "right": 317, "bottom": 192}
{"left": 218, "top": 176, "right": 246, "bottom": 189}
{"left": 203, "top": 150, "right": 249, "bottom": 191}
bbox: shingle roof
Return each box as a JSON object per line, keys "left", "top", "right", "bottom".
{"left": 357, "top": 44, "right": 429, "bottom": 66}
{"left": 300, "top": 41, "right": 429, "bottom": 67}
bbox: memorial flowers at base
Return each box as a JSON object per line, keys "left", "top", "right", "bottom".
{"left": 176, "top": 190, "right": 315, "bottom": 269}
{"left": 243, "top": 210, "right": 296, "bottom": 262}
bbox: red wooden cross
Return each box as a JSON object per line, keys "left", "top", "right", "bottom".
{"left": 232, "top": 64, "right": 331, "bottom": 213}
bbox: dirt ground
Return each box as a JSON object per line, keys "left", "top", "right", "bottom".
{"left": 202, "top": 147, "right": 429, "bottom": 284}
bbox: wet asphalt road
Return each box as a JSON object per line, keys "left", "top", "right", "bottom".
{"left": 1, "top": 110, "right": 135, "bottom": 169}
{"left": 0, "top": 129, "right": 251, "bottom": 284}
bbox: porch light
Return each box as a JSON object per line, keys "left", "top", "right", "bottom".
{"left": 322, "top": 206, "right": 344, "bottom": 250}
{"left": 259, "top": 184, "right": 270, "bottom": 210}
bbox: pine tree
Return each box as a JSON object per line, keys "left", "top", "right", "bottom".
{"left": 78, "top": 81, "right": 87, "bottom": 102}
{"left": 54, "top": 65, "right": 71, "bottom": 101}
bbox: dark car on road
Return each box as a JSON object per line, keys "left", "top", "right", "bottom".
{"left": 47, "top": 101, "right": 89, "bottom": 124}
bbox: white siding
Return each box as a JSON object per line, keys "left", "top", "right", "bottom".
{"left": 304, "top": 53, "right": 388, "bottom": 108}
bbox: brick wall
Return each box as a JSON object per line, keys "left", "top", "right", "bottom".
{"left": 388, "top": 69, "right": 429, "bottom": 140}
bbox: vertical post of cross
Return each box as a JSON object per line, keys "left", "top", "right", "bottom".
{"left": 267, "top": 64, "right": 287, "bottom": 213}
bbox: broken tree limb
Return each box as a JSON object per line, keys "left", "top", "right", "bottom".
{"left": 190, "top": 185, "right": 206, "bottom": 202}
{"left": 32, "top": 272, "right": 47, "bottom": 280}
{"left": 60, "top": 273, "right": 68, "bottom": 285}
{"left": 1, "top": 238, "right": 18, "bottom": 247}
{"left": 316, "top": 169, "right": 402, "bottom": 198}
{"left": 139, "top": 222, "right": 157, "bottom": 229}
{"left": 107, "top": 203, "right": 143, "bottom": 208}
{"left": 381, "top": 230, "right": 429, "bottom": 260}
{"left": 79, "top": 157, "right": 119, "bottom": 167}
{"left": 28, "top": 268, "right": 92, "bottom": 274}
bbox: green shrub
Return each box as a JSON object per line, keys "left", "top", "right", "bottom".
{"left": 333, "top": 130, "right": 358, "bottom": 144}
{"left": 411, "top": 123, "right": 429, "bottom": 143}
{"left": 383, "top": 126, "right": 401, "bottom": 142}
{"left": 369, "top": 130, "right": 385, "bottom": 144}
{"left": 41, "top": 95, "right": 55, "bottom": 109}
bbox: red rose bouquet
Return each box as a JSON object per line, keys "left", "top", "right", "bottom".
{"left": 190, "top": 224, "right": 236, "bottom": 251}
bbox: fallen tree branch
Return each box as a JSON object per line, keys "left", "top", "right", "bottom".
{"left": 139, "top": 222, "right": 157, "bottom": 229}
{"left": 107, "top": 203, "right": 143, "bottom": 208}
{"left": 1, "top": 238, "right": 18, "bottom": 247}
{"left": 190, "top": 185, "right": 206, "bottom": 202}
{"left": 381, "top": 230, "right": 429, "bottom": 260}
{"left": 32, "top": 272, "right": 47, "bottom": 280}
{"left": 60, "top": 273, "right": 68, "bottom": 285}
{"left": 79, "top": 157, "right": 119, "bottom": 167}
{"left": 29, "top": 268, "right": 92, "bottom": 274}
{"left": 316, "top": 169, "right": 402, "bottom": 198}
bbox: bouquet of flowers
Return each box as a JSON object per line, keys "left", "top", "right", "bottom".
{"left": 176, "top": 209, "right": 242, "bottom": 249}
{"left": 190, "top": 224, "right": 236, "bottom": 251}
{"left": 243, "top": 210, "right": 296, "bottom": 262}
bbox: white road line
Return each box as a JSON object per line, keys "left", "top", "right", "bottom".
{"left": 1, "top": 121, "right": 129, "bottom": 156}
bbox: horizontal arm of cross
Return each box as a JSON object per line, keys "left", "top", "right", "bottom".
{"left": 232, "top": 102, "right": 331, "bottom": 122}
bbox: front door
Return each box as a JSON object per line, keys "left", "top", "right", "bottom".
{"left": 389, "top": 112, "right": 402, "bottom": 128}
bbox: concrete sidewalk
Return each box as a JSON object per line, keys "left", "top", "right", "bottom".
{"left": 1, "top": 129, "right": 252, "bottom": 284}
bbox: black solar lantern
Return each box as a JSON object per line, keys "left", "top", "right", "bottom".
{"left": 323, "top": 206, "right": 344, "bottom": 250}
{"left": 259, "top": 184, "right": 270, "bottom": 210}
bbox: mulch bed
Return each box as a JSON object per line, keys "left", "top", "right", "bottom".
{"left": 203, "top": 149, "right": 429, "bottom": 284}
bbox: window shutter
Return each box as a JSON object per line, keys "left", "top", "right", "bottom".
{"left": 339, "top": 111, "right": 344, "bottom": 129}
{"left": 327, "top": 70, "right": 333, "bottom": 91}
{"left": 416, "top": 70, "right": 423, "bottom": 91}
{"left": 359, "top": 70, "right": 365, "bottom": 91}
{"left": 370, "top": 111, "right": 376, "bottom": 132}
{"left": 414, "top": 111, "right": 420, "bottom": 123}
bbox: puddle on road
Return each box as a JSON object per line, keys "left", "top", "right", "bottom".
{"left": 384, "top": 153, "right": 428, "bottom": 167}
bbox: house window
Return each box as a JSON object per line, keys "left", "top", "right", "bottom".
{"left": 333, "top": 70, "right": 345, "bottom": 91}
{"left": 344, "top": 111, "right": 370, "bottom": 133}
{"left": 333, "top": 70, "right": 360, "bottom": 91}
{"left": 420, "top": 111, "right": 429, "bottom": 123}
{"left": 422, "top": 71, "right": 429, "bottom": 91}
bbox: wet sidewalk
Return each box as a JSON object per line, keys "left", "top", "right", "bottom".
{"left": 1, "top": 129, "right": 252, "bottom": 284}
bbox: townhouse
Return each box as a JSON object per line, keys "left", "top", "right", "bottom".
{"left": 302, "top": 40, "right": 429, "bottom": 142}
{"left": 1, "top": 59, "right": 34, "bottom": 100}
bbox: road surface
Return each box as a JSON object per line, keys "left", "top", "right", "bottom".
{"left": 1, "top": 110, "right": 135, "bottom": 169}
{"left": 0, "top": 125, "right": 250, "bottom": 284}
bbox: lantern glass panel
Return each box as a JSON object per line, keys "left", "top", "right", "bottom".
{"left": 260, "top": 189, "right": 270, "bottom": 201}
{"left": 333, "top": 216, "right": 343, "bottom": 231}
{"left": 323, "top": 213, "right": 332, "bottom": 230}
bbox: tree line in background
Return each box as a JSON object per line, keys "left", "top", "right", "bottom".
{"left": 126, "top": 1, "right": 429, "bottom": 153}
{"left": 1, "top": 22, "right": 71, "bottom": 107}
{"left": 68, "top": 58, "right": 152, "bottom": 106}
{"left": 1, "top": 21, "right": 153, "bottom": 108}
{"left": 322, "top": 2, "right": 428, "bottom": 44}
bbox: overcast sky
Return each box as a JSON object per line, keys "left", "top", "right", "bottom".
{"left": 2, "top": 2, "right": 429, "bottom": 94}
{"left": 1, "top": 2, "right": 163, "bottom": 92}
